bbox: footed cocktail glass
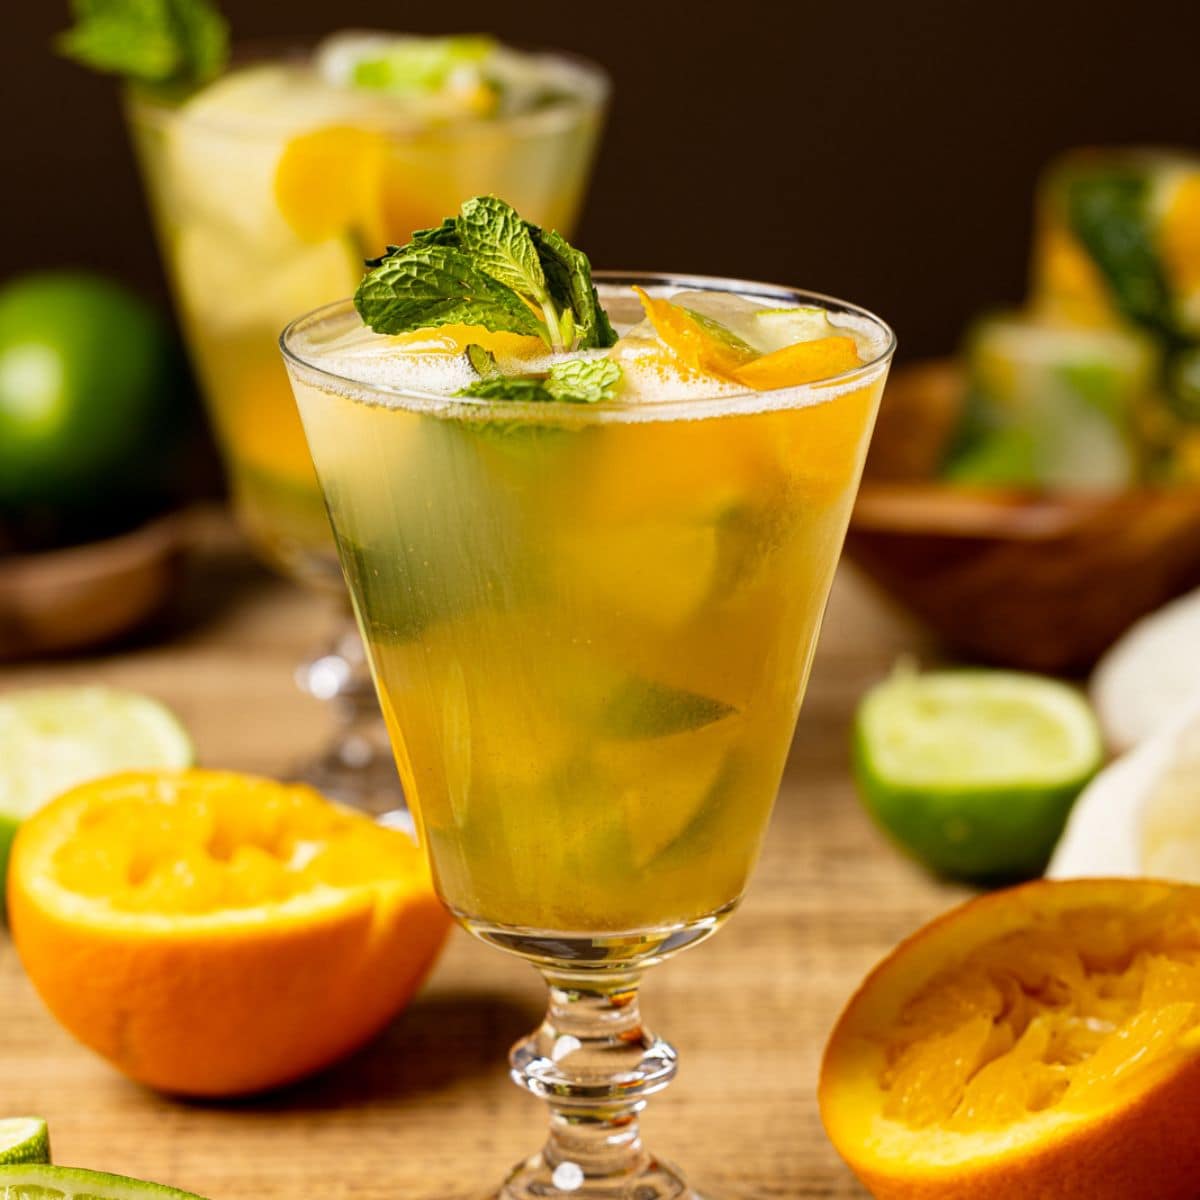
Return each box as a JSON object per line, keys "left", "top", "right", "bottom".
{"left": 281, "top": 276, "right": 894, "bottom": 1197}
{"left": 126, "top": 41, "right": 607, "bottom": 815}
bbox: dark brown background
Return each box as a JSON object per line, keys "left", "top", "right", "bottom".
{"left": 5, "top": 0, "right": 1199, "bottom": 361}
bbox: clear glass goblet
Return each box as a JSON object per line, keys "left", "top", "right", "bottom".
{"left": 282, "top": 277, "right": 894, "bottom": 1196}
{"left": 124, "top": 42, "right": 609, "bottom": 816}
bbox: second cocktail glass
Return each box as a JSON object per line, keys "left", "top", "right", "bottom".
{"left": 126, "top": 38, "right": 608, "bottom": 814}
{"left": 282, "top": 275, "right": 894, "bottom": 1197}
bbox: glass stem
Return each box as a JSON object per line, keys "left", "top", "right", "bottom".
{"left": 505, "top": 970, "right": 688, "bottom": 1198}
{"left": 292, "top": 602, "right": 409, "bottom": 824}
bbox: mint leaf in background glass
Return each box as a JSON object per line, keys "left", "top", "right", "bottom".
{"left": 546, "top": 357, "right": 621, "bottom": 403}
{"left": 57, "top": 0, "right": 228, "bottom": 86}
{"left": 355, "top": 244, "right": 546, "bottom": 339}
{"left": 529, "top": 226, "right": 619, "bottom": 349}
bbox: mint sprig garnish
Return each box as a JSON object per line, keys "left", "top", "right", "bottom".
{"left": 57, "top": 0, "right": 229, "bottom": 87}
{"left": 355, "top": 244, "right": 547, "bottom": 340}
{"left": 355, "top": 196, "right": 618, "bottom": 352}
{"left": 544, "top": 357, "right": 622, "bottom": 403}
{"left": 458, "top": 356, "right": 622, "bottom": 405}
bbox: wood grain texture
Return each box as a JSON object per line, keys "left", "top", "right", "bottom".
{"left": 0, "top": 519, "right": 967, "bottom": 1199}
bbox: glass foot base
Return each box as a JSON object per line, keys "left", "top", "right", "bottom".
{"left": 496, "top": 1153, "right": 693, "bottom": 1199}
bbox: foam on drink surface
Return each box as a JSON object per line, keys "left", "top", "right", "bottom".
{"left": 289, "top": 285, "right": 890, "bottom": 422}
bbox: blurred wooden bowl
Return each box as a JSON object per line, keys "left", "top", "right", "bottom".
{"left": 846, "top": 361, "right": 1200, "bottom": 673}
{"left": 0, "top": 512, "right": 189, "bottom": 660}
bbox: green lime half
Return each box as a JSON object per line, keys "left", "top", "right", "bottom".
{"left": 853, "top": 668, "right": 1103, "bottom": 883}
{"left": 0, "top": 688, "right": 194, "bottom": 909}
{"left": 0, "top": 1166, "right": 207, "bottom": 1200}
{"left": 0, "top": 1118, "right": 51, "bottom": 1165}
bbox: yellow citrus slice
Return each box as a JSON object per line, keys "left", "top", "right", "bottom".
{"left": 8, "top": 769, "right": 450, "bottom": 1096}
{"left": 632, "top": 287, "right": 862, "bottom": 389}
{"left": 631, "top": 286, "right": 755, "bottom": 379}
{"left": 1032, "top": 223, "right": 1120, "bottom": 327}
{"left": 820, "top": 878, "right": 1200, "bottom": 1200}
{"left": 730, "top": 335, "right": 861, "bottom": 389}
{"left": 1160, "top": 173, "right": 1200, "bottom": 296}
{"left": 274, "top": 126, "right": 386, "bottom": 246}
{"left": 386, "top": 324, "right": 548, "bottom": 359}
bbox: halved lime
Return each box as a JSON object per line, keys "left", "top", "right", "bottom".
{"left": 0, "top": 1118, "right": 50, "bottom": 1165}
{"left": 0, "top": 1166, "right": 207, "bottom": 1200}
{"left": 0, "top": 688, "right": 194, "bottom": 906}
{"left": 853, "top": 667, "right": 1103, "bottom": 883}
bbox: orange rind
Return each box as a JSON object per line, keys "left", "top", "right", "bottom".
{"left": 632, "top": 287, "right": 862, "bottom": 389}
{"left": 8, "top": 769, "right": 450, "bottom": 1096}
{"left": 820, "top": 878, "right": 1200, "bottom": 1200}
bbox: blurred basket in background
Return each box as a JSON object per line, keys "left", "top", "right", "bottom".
{"left": 846, "top": 361, "right": 1200, "bottom": 673}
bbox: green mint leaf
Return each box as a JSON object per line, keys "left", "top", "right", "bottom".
{"left": 409, "top": 219, "right": 461, "bottom": 249}
{"left": 457, "top": 376, "right": 554, "bottom": 402}
{"left": 354, "top": 243, "right": 546, "bottom": 339}
{"left": 1066, "top": 170, "right": 1177, "bottom": 339}
{"left": 457, "top": 356, "right": 621, "bottom": 404}
{"left": 354, "top": 196, "right": 616, "bottom": 350}
{"left": 528, "top": 225, "right": 618, "bottom": 349}
{"left": 57, "top": 0, "right": 228, "bottom": 86}
{"left": 457, "top": 196, "right": 550, "bottom": 311}
{"left": 545, "top": 357, "right": 622, "bottom": 404}
{"left": 466, "top": 344, "right": 498, "bottom": 378}
{"left": 600, "top": 679, "right": 736, "bottom": 739}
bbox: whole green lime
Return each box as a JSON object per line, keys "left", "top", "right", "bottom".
{"left": 0, "top": 272, "right": 183, "bottom": 509}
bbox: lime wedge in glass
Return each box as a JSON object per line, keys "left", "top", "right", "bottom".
{"left": 853, "top": 668, "right": 1103, "bottom": 883}
{"left": 0, "top": 688, "right": 194, "bottom": 903}
{"left": 0, "top": 1166, "right": 207, "bottom": 1200}
{"left": 0, "top": 1118, "right": 51, "bottom": 1165}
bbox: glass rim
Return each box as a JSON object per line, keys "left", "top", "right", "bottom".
{"left": 279, "top": 272, "right": 898, "bottom": 422}
{"left": 123, "top": 37, "right": 610, "bottom": 143}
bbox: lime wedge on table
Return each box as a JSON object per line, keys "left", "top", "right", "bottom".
{"left": 0, "top": 1118, "right": 50, "bottom": 1165}
{"left": 0, "top": 1166, "right": 207, "bottom": 1200}
{"left": 853, "top": 669, "right": 1103, "bottom": 883}
{"left": 0, "top": 688, "right": 193, "bottom": 905}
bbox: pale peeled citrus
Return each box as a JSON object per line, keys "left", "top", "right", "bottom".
{"left": 820, "top": 878, "right": 1200, "bottom": 1200}
{"left": 7, "top": 769, "right": 450, "bottom": 1097}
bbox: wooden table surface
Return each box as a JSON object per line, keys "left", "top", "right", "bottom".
{"left": 0, "top": 521, "right": 968, "bottom": 1199}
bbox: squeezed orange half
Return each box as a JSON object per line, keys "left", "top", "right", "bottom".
{"left": 820, "top": 879, "right": 1200, "bottom": 1200}
{"left": 8, "top": 770, "right": 450, "bottom": 1096}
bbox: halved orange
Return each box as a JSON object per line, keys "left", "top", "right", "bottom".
{"left": 7, "top": 769, "right": 450, "bottom": 1097}
{"left": 820, "top": 878, "right": 1200, "bottom": 1200}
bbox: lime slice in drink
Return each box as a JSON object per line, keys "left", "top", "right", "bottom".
{"left": 0, "top": 687, "right": 194, "bottom": 904}
{"left": 853, "top": 668, "right": 1103, "bottom": 883}
{"left": 749, "top": 306, "right": 837, "bottom": 351}
{"left": 0, "top": 1166, "right": 208, "bottom": 1200}
{"left": 0, "top": 1118, "right": 51, "bottom": 1165}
